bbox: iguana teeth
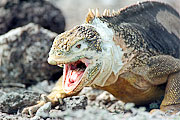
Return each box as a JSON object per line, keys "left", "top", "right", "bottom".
{"left": 95, "top": 8, "right": 100, "bottom": 17}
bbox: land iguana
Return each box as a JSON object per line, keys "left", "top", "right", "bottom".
{"left": 22, "top": 1, "right": 180, "bottom": 115}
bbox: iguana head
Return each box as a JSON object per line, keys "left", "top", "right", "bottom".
{"left": 48, "top": 9, "right": 124, "bottom": 94}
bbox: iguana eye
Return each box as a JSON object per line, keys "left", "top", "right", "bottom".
{"left": 76, "top": 44, "right": 81, "bottom": 49}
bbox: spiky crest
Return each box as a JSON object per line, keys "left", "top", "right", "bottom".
{"left": 85, "top": 8, "right": 121, "bottom": 23}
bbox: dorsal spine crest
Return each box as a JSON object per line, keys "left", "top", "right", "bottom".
{"left": 85, "top": 8, "right": 121, "bottom": 23}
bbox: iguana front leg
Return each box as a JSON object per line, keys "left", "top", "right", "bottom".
{"left": 135, "top": 55, "right": 180, "bottom": 113}
{"left": 160, "top": 71, "right": 180, "bottom": 114}
{"left": 22, "top": 76, "right": 79, "bottom": 116}
{"left": 135, "top": 55, "right": 180, "bottom": 85}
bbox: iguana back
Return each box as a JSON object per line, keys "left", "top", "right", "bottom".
{"left": 99, "top": 1, "right": 180, "bottom": 58}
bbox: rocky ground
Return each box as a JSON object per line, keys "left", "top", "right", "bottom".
{"left": 1, "top": 81, "right": 180, "bottom": 120}
{"left": 0, "top": 0, "right": 180, "bottom": 120}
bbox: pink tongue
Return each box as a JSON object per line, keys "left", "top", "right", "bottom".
{"left": 66, "top": 69, "right": 84, "bottom": 87}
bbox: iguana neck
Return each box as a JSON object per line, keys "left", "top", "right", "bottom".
{"left": 85, "top": 18, "right": 125, "bottom": 87}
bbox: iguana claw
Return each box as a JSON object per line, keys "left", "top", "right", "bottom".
{"left": 22, "top": 94, "right": 49, "bottom": 116}
{"left": 22, "top": 101, "right": 45, "bottom": 116}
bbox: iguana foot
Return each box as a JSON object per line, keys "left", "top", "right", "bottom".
{"left": 22, "top": 94, "right": 50, "bottom": 116}
{"left": 22, "top": 89, "right": 68, "bottom": 115}
{"left": 150, "top": 104, "right": 180, "bottom": 115}
{"left": 22, "top": 101, "right": 45, "bottom": 116}
{"left": 160, "top": 104, "right": 180, "bottom": 114}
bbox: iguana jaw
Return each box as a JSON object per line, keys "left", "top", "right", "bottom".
{"left": 62, "top": 58, "right": 90, "bottom": 94}
{"left": 48, "top": 56, "right": 100, "bottom": 94}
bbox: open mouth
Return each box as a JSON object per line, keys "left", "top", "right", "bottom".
{"left": 62, "top": 58, "right": 89, "bottom": 93}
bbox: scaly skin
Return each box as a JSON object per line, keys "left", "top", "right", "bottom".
{"left": 22, "top": 1, "right": 180, "bottom": 115}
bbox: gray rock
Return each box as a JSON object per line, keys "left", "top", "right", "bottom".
{"left": 0, "top": 112, "right": 31, "bottom": 120}
{"left": 1, "top": 89, "right": 180, "bottom": 120}
{"left": 28, "top": 80, "right": 55, "bottom": 94}
{"left": 49, "top": 107, "right": 121, "bottom": 120}
{"left": 35, "top": 102, "right": 51, "bottom": 118}
{"left": 0, "top": 23, "right": 61, "bottom": 85}
{"left": 0, "top": 0, "right": 65, "bottom": 35}
{"left": 59, "top": 95, "right": 88, "bottom": 111}
{"left": 0, "top": 89, "right": 40, "bottom": 114}
{"left": 81, "top": 89, "right": 125, "bottom": 113}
